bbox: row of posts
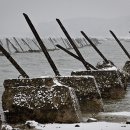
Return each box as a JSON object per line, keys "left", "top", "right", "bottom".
{"left": 0, "top": 14, "right": 130, "bottom": 125}
{"left": 0, "top": 37, "right": 100, "bottom": 54}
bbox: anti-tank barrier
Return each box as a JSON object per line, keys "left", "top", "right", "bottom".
{"left": 0, "top": 37, "right": 100, "bottom": 54}
{"left": 2, "top": 76, "right": 103, "bottom": 123}
{"left": 56, "top": 76, "right": 103, "bottom": 113}
{"left": 123, "top": 61, "right": 130, "bottom": 74}
{"left": 71, "top": 70, "right": 127, "bottom": 99}
{"left": 2, "top": 77, "right": 81, "bottom": 123}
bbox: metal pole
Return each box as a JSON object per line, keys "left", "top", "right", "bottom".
{"left": 110, "top": 30, "right": 130, "bottom": 60}
{"left": 56, "top": 19, "right": 91, "bottom": 70}
{"left": 0, "top": 44, "right": 29, "bottom": 78}
{"left": 81, "top": 31, "right": 109, "bottom": 64}
{"left": 13, "top": 37, "right": 24, "bottom": 52}
{"left": 23, "top": 13, "right": 60, "bottom": 76}
{"left": 56, "top": 44, "right": 97, "bottom": 70}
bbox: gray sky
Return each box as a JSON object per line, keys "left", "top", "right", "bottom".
{"left": 0, "top": 0, "right": 130, "bottom": 37}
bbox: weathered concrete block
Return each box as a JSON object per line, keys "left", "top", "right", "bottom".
{"left": 123, "top": 61, "right": 130, "bottom": 79}
{"left": 123, "top": 61, "right": 130, "bottom": 73}
{"left": 2, "top": 78, "right": 81, "bottom": 124}
{"left": 96, "top": 60, "right": 115, "bottom": 69}
{"left": 96, "top": 61, "right": 129, "bottom": 88}
{"left": 56, "top": 76, "right": 103, "bottom": 113}
{"left": 71, "top": 70, "right": 126, "bottom": 99}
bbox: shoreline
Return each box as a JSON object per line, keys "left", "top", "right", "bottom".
{"left": 1, "top": 111, "right": 130, "bottom": 130}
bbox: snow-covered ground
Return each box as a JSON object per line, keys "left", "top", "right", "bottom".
{"left": 101, "top": 112, "right": 130, "bottom": 117}
{"left": 30, "top": 122, "right": 130, "bottom": 130}
{"left": 2, "top": 112, "right": 130, "bottom": 130}
{"left": 2, "top": 121, "right": 130, "bottom": 130}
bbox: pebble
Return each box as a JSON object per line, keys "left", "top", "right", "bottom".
{"left": 126, "top": 120, "right": 130, "bottom": 124}
{"left": 75, "top": 124, "right": 80, "bottom": 127}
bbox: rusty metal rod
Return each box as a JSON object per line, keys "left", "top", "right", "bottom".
{"left": 23, "top": 13, "right": 60, "bottom": 76}
{"left": 56, "top": 19, "right": 91, "bottom": 70}
{"left": 110, "top": 30, "right": 130, "bottom": 60}
{"left": 56, "top": 44, "right": 97, "bottom": 70}
{"left": 0, "top": 44, "right": 29, "bottom": 78}
{"left": 81, "top": 31, "right": 109, "bottom": 64}
{"left": 13, "top": 37, "right": 24, "bottom": 52}
{"left": 6, "top": 38, "right": 19, "bottom": 53}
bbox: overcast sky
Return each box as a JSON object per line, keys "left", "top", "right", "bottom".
{"left": 0, "top": 0, "right": 130, "bottom": 37}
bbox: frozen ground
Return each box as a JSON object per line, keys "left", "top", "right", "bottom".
{"left": 1, "top": 112, "right": 130, "bottom": 130}
{"left": 2, "top": 121, "right": 130, "bottom": 130}
{"left": 25, "top": 122, "right": 130, "bottom": 130}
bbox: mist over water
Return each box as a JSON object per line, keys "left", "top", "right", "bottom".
{"left": 0, "top": 39, "right": 130, "bottom": 117}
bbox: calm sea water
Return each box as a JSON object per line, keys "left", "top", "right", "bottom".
{"left": 0, "top": 39, "right": 130, "bottom": 118}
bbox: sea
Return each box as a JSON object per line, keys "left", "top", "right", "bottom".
{"left": 0, "top": 38, "right": 130, "bottom": 120}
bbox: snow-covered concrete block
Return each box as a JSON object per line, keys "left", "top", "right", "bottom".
{"left": 56, "top": 76, "right": 103, "bottom": 113}
{"left": 123, "top": 61, "right": 130, "bottom": 73}
{"left": 2, "top": 78, "right": 81, "bottom": 124}
{"left": 71, "top": 70, "right": 126, "bottom": 99}
{"left": 123, "top": 61, "right": 130, "bottom": 78}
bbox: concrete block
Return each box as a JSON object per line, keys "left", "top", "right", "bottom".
{"left": 71, "top": 70, "right": 126, "bottom": 99}
{"left": 2, "top": 77, "right": 81, "bottom": 124}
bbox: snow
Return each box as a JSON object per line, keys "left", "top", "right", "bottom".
{"left": 9, "top": 112, "right": 130, "bottom": 129}
{"left": 87, "top": 117, "right": 97, "bottom": 122}
{"left": 25, "top": 120, "right": 38, "bottom": 128}
{"left": 101, "top": 112, "right": 130, "bottom": 117}
{"left": 40, "top": 76, "right": 52, "bottom": 78}
{"left": 44, "top": 122, "right": 130, "bottom": 130}
{"left": 12, "top": 120, "right": 130, "bottom": 130}
{"left": 102, "top": 66, "right": 118, "bottom": 71}
{"left": 57, "top": 75, "right": 95, "bottom": 78}
{"left": 53, "top": 78, "right": 63, "bottom": 86}
{"left": 1, "top": 124, "right": 13, "bottom": 130}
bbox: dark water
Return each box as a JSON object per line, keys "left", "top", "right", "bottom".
{"left": 0, "top": 39, "right": 130, "bottom": 118}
